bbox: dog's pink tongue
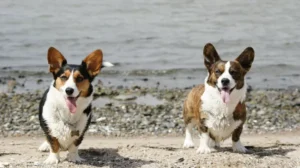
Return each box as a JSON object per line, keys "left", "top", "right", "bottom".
{"left": 66, "top": 97, "right": 77, "bottom": 113}
{"left": 221, "top": 89, "right": 230, "bottom": 104}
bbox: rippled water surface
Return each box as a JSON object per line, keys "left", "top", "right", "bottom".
{"left": 1, "top": 0, "right": 300, "bottom": 90}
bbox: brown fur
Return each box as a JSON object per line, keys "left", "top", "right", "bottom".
{"left": 48, "top": 136, "right": 60, "bottom": 153}
{"left": 83, "top": 49, "right": 103, "bottom": 77}
{"left": 54, "top": 70, "right": 71, "bottom": 90}
{"left": 48, "top": 47, "right": 67, "bottom": 74}
{"left": 73, "top": 71, "right": 91, "bottom": 97}
{"left": 232, "top": 102, "right": 247, "bottom": 142}
{"left": 183, "top": 84, "right": 205, "bottom": 131}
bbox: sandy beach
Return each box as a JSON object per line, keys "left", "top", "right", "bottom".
{"left": 0, "top": 131, "right": 300, "bottom": 168}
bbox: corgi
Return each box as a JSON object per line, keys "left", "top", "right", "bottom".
{"left": 38, "top": 47, "right": 113, "bottom": 164}
{"left": 182, "top": 43, "right": 254, "bottom": 154}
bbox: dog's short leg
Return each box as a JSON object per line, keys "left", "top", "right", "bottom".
{"left": 183, "top": 123, "right": 195, "bottom": 148}
{"left": 196, "top": 121, "right": 215, "bottom": 154}
{"left": 38, "top": 141, "right": 50, "bottom": 152}
{"left": 44, "top": 137, "right": 60, "bottom": 164}
{"left": 197, "top": 132, "right": 216, "bottom": 154}
{"left": 67, "top": 138, "right": 85, "bottom": 163}
{"left": 232, "top": 125, "right": 247, "bottom": 153}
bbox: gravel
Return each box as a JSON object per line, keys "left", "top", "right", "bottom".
{"left": 1, "top": 85, "right": 300, "bottom": 137}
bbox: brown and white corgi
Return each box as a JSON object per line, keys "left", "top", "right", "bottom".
{"left": 183, "top": 43, "right": 254, "bottom": 154}
{"left": 38, "top": 47, "right": 113, "bottom": 164}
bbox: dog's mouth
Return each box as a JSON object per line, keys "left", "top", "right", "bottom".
{"left": 65, "top": 93, "right": 80, "bottom": 114}
{"left": 217, "top": 86, "right": 235, "bottom": 104}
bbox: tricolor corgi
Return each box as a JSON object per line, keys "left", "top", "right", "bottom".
{"left": 38, "top": 47, "right": 113, "bottom": 164}
{"left": 183, "top": 43, "right": 254, "bottom": 153}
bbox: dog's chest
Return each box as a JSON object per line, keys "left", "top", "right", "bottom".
{"left": 44, "top": 106, "right": 89, "bottom": 149}
{"left": 201, "top": 88, "right": 243, "bottom": 141}
{"left": 42, "top": 86, "right": 91, "bottom": 149}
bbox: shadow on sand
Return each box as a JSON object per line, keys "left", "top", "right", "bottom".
{"left": 77, "top": 148, "right": 154, "bottom": 168}
{"left": 142, "top": 144, "right": 296, "bottom": 158}
{"left": 219, "top": 144, "right": 296, "bottom": 158}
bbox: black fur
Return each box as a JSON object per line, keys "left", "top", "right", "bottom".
{"left": 74, "top": 104, "right": 92, "bottom": 146}
{"left": 38, "top": 89, "right": 53, "bottom": 143}
{"left": 52, "top": 63, "right": 95, "bottom": 82}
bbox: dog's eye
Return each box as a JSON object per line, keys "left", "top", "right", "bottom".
{"left": 76, "top": 77, "right": 84, "bottom": 83}
{"left": 60, "top": 76, "right": 68, "bottom": 81}
{"left": 230, "top": 70, "right": 238, "bottom": 76}
{"left": 215, "top": 69, "right": 221, "bottom": 74}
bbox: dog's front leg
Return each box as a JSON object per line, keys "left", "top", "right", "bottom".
{"left": 232, "top": 125, "right": 247, "bottom": 153}
{"left": 67, "top": 137, "right": 85, "bottom": 163}
{"left": 196, "top": 120, "right": 216, "bottom": 154}
{"left": 44, "top": 136, "right": 60, "bottom": 164}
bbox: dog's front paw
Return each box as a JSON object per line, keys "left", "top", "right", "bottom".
{"left": 196, "top": 145, "right": 216, "bottom": 154}
{"left": 38, "top": 141, "right": 50, "bottom": 152}
{"left": 183, "top": 139, "right": 195, "bottom": 148}
{"left": 232, "top": 141, "right": 247, "bottom": 153}
{"left": 67, "top": 153, "right": 85, "bottom": 163}
{"left": 44, "top": 153, "right": 59, "bottom": 164}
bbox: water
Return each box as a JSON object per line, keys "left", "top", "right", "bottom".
{"left": 1, "top": 0, "right": 300, "bottom": 90}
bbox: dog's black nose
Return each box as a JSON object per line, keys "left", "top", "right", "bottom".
{"left": 221, "top": 78, "right": 230, "bottom": 86}
{"left": 65, "top": 87, "right": 74, "bottom": 95}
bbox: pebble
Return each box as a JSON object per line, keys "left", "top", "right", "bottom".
{"left": 0, "top": 162, "right": 10, "bottom": 168}
{"left": 177, "top": 158, "right": 184, "bottom": 163}
{"left": 0, "top": 86, "right": 300, "bottom": 137}
{"left": 96, "top": 117, "right": 107, "bottom": 122}
{"left": 114, "top": 95, "right": 137, "bottom": 101}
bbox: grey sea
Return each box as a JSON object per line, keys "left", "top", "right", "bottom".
{"left": 1, "top": 0, "right": 300, "bottom": 92}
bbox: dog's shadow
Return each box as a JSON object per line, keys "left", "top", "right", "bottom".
{"left": 77, "top": 148, "right": 154, "bottom": 168}
{"left": 142, "top": 144, "right": 296, "bottom": 158}
{"left": 219, "top": 144, "right": 297, "bottom": 158}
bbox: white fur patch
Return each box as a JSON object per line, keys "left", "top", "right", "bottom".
{"left": 67, "top": 144, "right": 85, "bottom": 162}
{"left": 217, "top": 61, "right": 236, "bottom": 90}
{"left": 44, "top": 152, "right": 59, "bottom": 164}
{"left": 232, "top": 140, "right": 247, "bottom": 153}
{"left": 60, "top": 71, "right": 80, "bottom": 97}
{"left": 38, "top": 141, "right": 50, "bottom": 152}
{"left": 201, "top": 73, "right": 247, "bottom": 142}
{"left": 197, "top": 133, "right": 216, "bottom": 154}
{"left": 183, "top": 123, "right": 195, "bottom": 148}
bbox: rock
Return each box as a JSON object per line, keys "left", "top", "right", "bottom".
{"left": 177, "top": 158, "right": 184, "bottom": 163}
{"left": 29, "top": 115, "right": 37, "bottom": 121}
{"left": 33, "top": 162, "right": 40, "bottom": 166}
{"left": 114, "top": 95, "right": 137, "bottom": 101}
{"left": 96, "top": 117, "right": 107, "bottom": 122}
{"left": 0, "top": 162, "right": 10, "bottom": 168}
{"left": 88, "top": 128, "right": 98, "bottom": 133}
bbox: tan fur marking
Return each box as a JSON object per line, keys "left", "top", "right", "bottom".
{"left": 207, "top": 61, "right": 226, "bottom": 87}
{"left": 73, "top": 71, "right": 91, "bottom": 97}
{"left": 183, "top": 84, "right": 205, "bottom": 130}
{"left": 48, "top": 136, "right": 60, "bottom": 153}
{"left": 55, "top": 70, "right": 71, "bottom": 90}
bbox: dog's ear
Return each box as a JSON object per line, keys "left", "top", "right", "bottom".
{"left": 47, "top": 47, "right": 67, "bottom": 73}
{"left": 235, "top": 47, "right": 255, "bottom": 72}
{"left": 82, "top": 49, "right": 103, "bottom": 77}
{"left": 203, "top": 43, "right": 221, "bottom": 70}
